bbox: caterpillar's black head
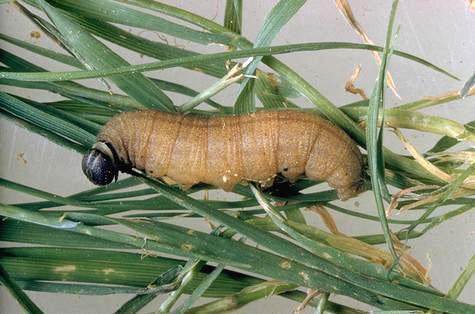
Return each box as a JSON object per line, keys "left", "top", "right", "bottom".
{"left": 82, "top": 142, "right": 119, "bottom": 186}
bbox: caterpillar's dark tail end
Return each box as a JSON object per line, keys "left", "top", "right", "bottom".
{"left": 82, "top": 142, "right": 119, "bottom": 186}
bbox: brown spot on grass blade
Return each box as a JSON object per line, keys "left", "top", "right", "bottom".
{"left": 335, "top": 0, "right": 400, "bottom": 98}
{"left": 53, "top": 265, "right": 76, "bottom": 273}
{"left": 280, "top": 260, "right": 291, "bottom": 269}
{"left": 16, "top": 152, "right": 27, "bottom": 165}
{"left": 298, "top": 271, "right": 310, "bottom": 284}
{"left": 181, "top": 243, "right": 193, "bottom": 252}
{"left": 102, "top": 268, "right": 115, "bottom": 275}
{"left": 30, "top": 30, "right": 41, "bottom": 39}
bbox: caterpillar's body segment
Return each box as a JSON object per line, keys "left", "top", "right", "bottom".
{"left": 82, "top": 110, "right": 364, "bottom": 200}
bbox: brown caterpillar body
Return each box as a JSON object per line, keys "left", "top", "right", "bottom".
{"left": 85, "top": 110, "right": 364, "bottom": 200}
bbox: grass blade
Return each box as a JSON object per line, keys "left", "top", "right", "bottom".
{"left": 0, "top": 42, "right": 455, "bottom": 82}
{"left": 1, "top": 111, "right": 86, "bottom": 153}
{"left": 114, "top": 266, "right": 183, "bottom": 314}
{"left": 233, "top": 78, "right": 256, "bottom": 114}
{"left": 4, "top": 203, "right": 475, "bottom": 311}
{"left": 185, "top": 281, "right": 296, "bottom": 314}
{"left": 447, "top": 255, "right": 475, "bottom": 299}
{"left": 234, "top": 0, "right": 306, "bottom": 113}
{"left": 243, "top": 0, "right": 306, "bottom": 75}
{"left": 365, "top": 0, "right": 398, "bottom": 261}
{"left": 0, "top": 246, "right": 261, "bottom": 297}
{"left": 0, "top": 33, "right": 81, "bottom": 68}
{"left": 34, "top": 0, "right": 175, "bottom": 111}
{"left": 175, "top": 264, "right": 225, "bottom": 313}
{"left": 24, "top": 0, "right": 233, "bottom": 46}
{"left": 460, "top": 70, "right": 475, "bottom": 98}
{"left": 0, "top": 265, "right": 44, "bottom": 314}
{"left": 428, "top": 120, "right": 475, "bottom": 153}
{"left": 224, "top": 0, "right": 242, "bottom": 35}
{"left": 255, "top": 71, "right": 299, "bottom": 109}
{"left": 0, "top": 92, "right": 95, "bottom": 147}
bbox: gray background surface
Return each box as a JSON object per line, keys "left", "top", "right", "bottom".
{"left": 1, "top": 1, "right": 475, "bottom": 313}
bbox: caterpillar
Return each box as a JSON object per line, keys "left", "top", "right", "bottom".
{"left": 82, "top": 110, "right": 364, "bottom": 200}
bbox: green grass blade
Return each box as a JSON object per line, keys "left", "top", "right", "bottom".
{"left": 447, "top": 255, "right": 475, "bottom": 299}
{"left": 0, "top": 265, "right": 44, "bottom": 314}
{"left": 175, "top": 263, "right": 225, "bottom": 313}
{"left": 0, "top": 205, "right": 381, "bottom": 307}
{"left": 158, "top": 258, "right": 201, "bottom": 313}
{"left": 0, "top": 247, "right": 260, "bottom": 297}
{"left": 243, "top": 0, "right": 306, "bottom": 76}
{"left": 67, "top": 13, "right": 226, "bottom": 78}
{"left": 0, "top": 47, "right": 143, "bottom": 111}
{"left": 0, "top": 92, "right": 95, "bottom": 147}
{"left": 250, "top": 185, "right": 390, "bottom": 280}
{"left": 16, "top": 281, "right": 150, "bottom": 295}
{"left": 0, "top": 220, "right": 129, "bottom": 249}
{"left": 115, "top": 0, "right": 458, "bottom": 111}
{"left": 185, "top": 281, "right": 296, "bottom": 314}
{"left": 428, "top": 120, "right": 475, "bottom": 153}
{"left": 365, "top": 0, "right": 398, "bottom": 261}
{"left": 224, "top": 0, "right": 242, "bottom": 35}
{"left": 114, "top": 266, "right": 183, "bottom": 314}
{"left": 115, "top": 0, "right": 240, "bottom": 37}
{"left": 17, "top": 96, "right": 102, "bottom": 135}
{"left": 0, "top": 42, "right": 456, "bottom": 83}
{"left": 0, "top": 33, "right": 81, "bottom": 68}
{"left": 1, "top": 112, "right": 86, "bottom": 153}
{"left": 5, "top": 203, "right": 475, "bottom": 311}
{"left": 460, "top": 70, "right": 475, "bottom": 98}
{"left": 255, "top": 71, "right": 299, "bottom": 109}
{"left": 233, "top": 78, "right": 256, "bottom": 114}
{"left": 25, "top": 0, "right": 233, "bottom": 46}
{"left": 0, "top": 46, "right": 223, "bottom": 111}
{"left": 105, "top": 217, "right": 390, "bottom": 309}
{"left": 343, "top": 106, "right": 475, "bottom": 143}
{"left": 34, "top": 0, "right": 175, "bottom": 111}
{"left": 235, "top": 0, "right": 306, "bottom": 113}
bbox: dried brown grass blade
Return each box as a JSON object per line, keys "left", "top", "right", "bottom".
{"left": 386, "top": 185, "right": 439, "bottom": 216}
{"left": 391, "top": 233, "right": 431, "bottom": 284}
{"left": 308, "top": 205, "right": 341, "bottom": 234}
{"left": 293, "top": 289, "right": 321, "bottom": 314}
{"left": 326, "top": 231, "right": 428, "bottom": 281}
{"left": 395, "top": 129, "right": 475, "bottom": 189}
{"left": 335, "top": 0, "right": 400, "bottom": 98}
{"left": 468, "top": 0, "right": 475, "bottom": 12}
{"left": 345, "top": 64, "right": 368, "bottom": 99}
